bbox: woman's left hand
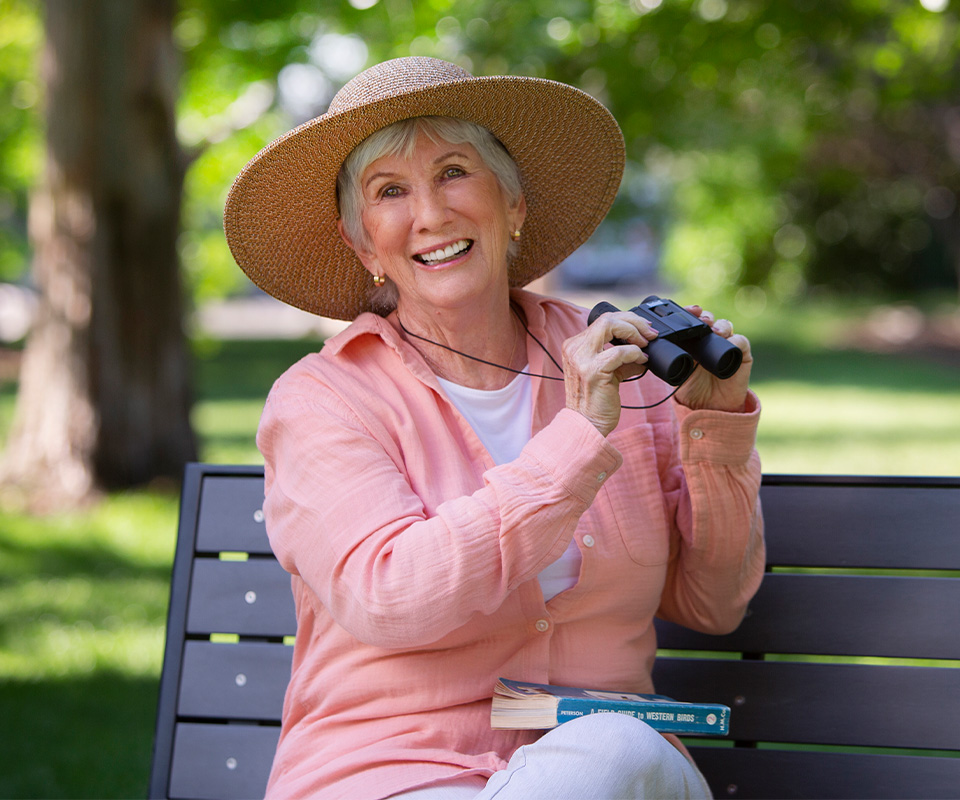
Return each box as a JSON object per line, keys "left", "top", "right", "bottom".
{"left": 674, "top": 306, "right": 753, "bottom": 412}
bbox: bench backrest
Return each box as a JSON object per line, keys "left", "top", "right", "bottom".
{"left": 149, "top": 464, "right": 291, "bottom": 800}
{"left": 149, "top": 466, "right": 960, "bottom": 799}
{"left": 654, "top": 474, "right": 960, "bottom": 799}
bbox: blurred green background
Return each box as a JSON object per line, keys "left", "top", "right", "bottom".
{"left": 1, "top": 0, "right": 958, "bottom": 796}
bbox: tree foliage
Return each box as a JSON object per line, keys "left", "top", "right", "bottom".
{"left": 2, "top": 0, "right": 958, "bottom": 317}
{"left": 0, "top": 0, "right": 43, "bottom": 282}
{"left": 167, "top": 0, "right": 960, "bottom": 304}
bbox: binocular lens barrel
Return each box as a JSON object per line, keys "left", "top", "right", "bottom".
{"left": 645, "top": 338, "right": 697, "bottom": 386}
{"left": 682, "top": 334, "right": 743, "bottom": 380}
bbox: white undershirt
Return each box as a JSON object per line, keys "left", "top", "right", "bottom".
{"left": 436, "top": 370, "right": 582, "bottom": 601}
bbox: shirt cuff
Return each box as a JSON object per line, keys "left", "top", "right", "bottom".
{"left": 674, "top": 390, "right": 761, "bottom": 465}
{"left": 523, "top": 408, "right": 624, "bottom": 505}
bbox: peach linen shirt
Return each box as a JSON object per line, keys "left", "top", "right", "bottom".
{"left": 258, "top": 289, "right": 765, "bottom": 800}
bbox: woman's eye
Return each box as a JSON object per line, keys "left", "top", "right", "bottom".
{"left": 380, "top": 185, "right": 401, "bottom": 198}
{"left": 443, "top": 166, "right": 465, "bottom": 179}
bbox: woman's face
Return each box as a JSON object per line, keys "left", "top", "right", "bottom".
{"left": 343, "top": 134, "right": 526, "bottom": 320}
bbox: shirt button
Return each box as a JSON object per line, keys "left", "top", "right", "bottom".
{"left": 582, "top": 535, "right": 595, "bottom": 548}
{"left": 535, "top": 619, "right": 550, "bottom": 633}
{"left": 597, "top": 471, "right": 607, "bottom": 482}
{"left": 690, "top": 428, "right": 704, "bottom": 440}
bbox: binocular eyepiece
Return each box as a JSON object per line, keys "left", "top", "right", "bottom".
{"left": 588, "top": 296, "right": 743, "bottom": 386}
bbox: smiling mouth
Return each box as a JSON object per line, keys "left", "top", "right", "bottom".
{"left": 413, "top": 239, "right": 473, "bottom": 266}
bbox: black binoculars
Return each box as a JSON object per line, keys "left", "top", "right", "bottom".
{"left": 588, "top": 296, "right": 743, "bottom": 386}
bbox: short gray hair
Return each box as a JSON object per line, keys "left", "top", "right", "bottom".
{"left": 336, "top": 116, "right": 524, "bottom": 314}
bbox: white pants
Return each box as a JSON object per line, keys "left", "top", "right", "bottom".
{"left": 391, "top": 713, "right": 713, "bottom": 800}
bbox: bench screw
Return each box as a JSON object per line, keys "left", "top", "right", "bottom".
{"left": 245, "top": 590, "right": 257, "bottom": 604}
{"left": 734, "top": 695, "right": 746, "bottom": 706}
{"left": 727, "top": 784, "right": 738, "bottom": 795}
{"left": 226, "top": 758, "right": 238, "bottom": 771}
{"left": 254, "top": 509, "right": 264, "bottom": 523}
{"left": 235, "top": 673, "right": 247, "bottom": 687}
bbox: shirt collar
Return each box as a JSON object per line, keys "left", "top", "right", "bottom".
{"left": 320, "top": 288, "right": 569, "bottom": 392}
{"left": 324, "top": 288, "right": 556, "bottom": 353}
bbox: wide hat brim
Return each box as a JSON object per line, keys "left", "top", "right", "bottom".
{"left": 224, "top": 58, "right": 625, "bottom": 321}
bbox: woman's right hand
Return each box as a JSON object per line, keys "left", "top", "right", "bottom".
{"left": 562, "top": 311, "right": 659, "bottom": 436}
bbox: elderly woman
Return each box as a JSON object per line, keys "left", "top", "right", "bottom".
{"left": 225, "top": 57, "right": 764, "bottom": 799}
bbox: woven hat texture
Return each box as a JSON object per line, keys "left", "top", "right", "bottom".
{"left": 224, "top": 56, "right": 625, "bottom": 321}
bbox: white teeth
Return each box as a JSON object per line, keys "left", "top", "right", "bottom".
{"left": 419, "top": 239, "right": 470, "bottom": 264}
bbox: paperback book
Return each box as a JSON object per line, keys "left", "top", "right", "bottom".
{"left": 490, "top": 678, "right": 730, "bottom": 736}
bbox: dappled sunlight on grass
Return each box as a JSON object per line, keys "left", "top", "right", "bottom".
{"left": 756, "top": 382, "right": 958, "bottom": 475}
{"left": 0, "top": 604, "right": 166, "bottom": 681}
{"left": 0, "top": 492, "right": 177, "bottom": 681}
{"left": 192, "top": 397, "right": 266, "bottom": 464}
{"left": 732, "top": 294, "right": 960, "bottom": 476}
{"left": 0, "top": 491, "right": 178, "bottom": 794}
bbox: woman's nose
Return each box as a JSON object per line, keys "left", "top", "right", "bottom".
{"left": 411, "top": 187, "right": 449, "bottom": 231}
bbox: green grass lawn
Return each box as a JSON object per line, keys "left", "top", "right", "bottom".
{"left": 0, "top": 298, "right": 957, "bottom": 797}
{"left": 0, "top": 493, "right": 176, "bottom": 798}
{"left": 751, "top": 339, "right": 958, "bottom": 476}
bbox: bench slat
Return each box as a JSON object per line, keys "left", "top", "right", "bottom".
{"left": 186, "top": 558, "right": 296, "bottom": 637}
{"left": 657, "top": 573, "right": 960, "bottom": 659}
{"left": 169, "top": 722, "right": 279, "bottom": 800}
{"left": 762, "top": 481, "right": 960, "bottom": 569}
{"left": 652, "top": 658, "right": 960, "bottom": 750}
{"left": 178, "top": 641, "right": 292, "bottom": 721}
{"left": 196, "top": 475, "right": 270, "bottom": 554}
{"left": 688, "top": 747, "right": 960, "bottom": 800}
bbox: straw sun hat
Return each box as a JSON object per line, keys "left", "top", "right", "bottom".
{"left": 224, "top": 56, "right": 625, "bottom": 321}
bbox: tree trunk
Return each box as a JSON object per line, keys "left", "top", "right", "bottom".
{"left": 1, "top": 0, "right": 196, "bottom": 510}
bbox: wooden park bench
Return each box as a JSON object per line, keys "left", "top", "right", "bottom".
{"left": 149, "top": 464, "right": 960, "bottom": 799}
